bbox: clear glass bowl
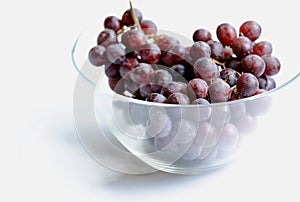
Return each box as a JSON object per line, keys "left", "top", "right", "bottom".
{"left": 72, "top": 24, "right": 300, "bottom": 175}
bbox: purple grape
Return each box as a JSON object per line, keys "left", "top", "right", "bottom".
{"left": 164, "top": 93, "right": 190, "bottom": 104}
{"left": 88, "top": 45, "right": 107, "bottom": 66}
{"left": 161, "top": 82, "right": 187, "bottom": 98}
{"left": 261, "top": 55, "right": 281, "bottom": 76}
{"left": 108, "top": 77, "right": 121, "bottom": 91}
{"left": 121, "top": 29, "right": 147, "bottom": 51}
{"left": 146, "top": 93, "right": 167, "bottom": 103}
{"left": 193, "top": 57, "right": 219, "bottom": 82}
{"left": 232, "top": 36, "right": 253, "bottom": 58}
{"left": 105, "top": 63, "right": 120, "bottom": 78}
{"left": 258, "top": 74, "right": 276, "bottom": 91}
{"left": 236, "top": 73, "right": 259, "bottom": 97}
{"left": 138, "top": 43, "right": 161, "bottom": 64}
{"left": 239, "top": 20, "right": 261, "bottom": 41}
{"left": 130, "top": 63, "right": 154, "bottom": 85}
{"left": 241, "top": 54, "right": 266, "bottom": 77}
{"left": 223, "top": 46, "right": 233, "bottom": 61}
{"left": 124, "top": 78, "right": 140, "bottom": 94}
{"left": 119, "top": 57, "right": 139, "bottom": 79}
{"left": 220, "top": 68, "right": 239, "bottom": 87}
{"left": 170, "top": 64, "right": 186, "bottom": 80}
{"left": 193, "top": 29, "right": 212, "bottom": 42}
{"left": 216, "top": 23, "right": 237, "bottom": 46}
{"left": 208, "top": 78, "right": 232, "bottom": 103}
{"left": 134, "top": 84, "right": 161, "bottom": 99}
{"left": 104, "top": 16, "right": 123, "bottom": 33}
{"left": 253, "top": 41, "right": 273, "bottom": 56}
{"left": 226, "top": 58, "right": 242, "bottom": 73}
{"left": 97, "top": 29, "right": 117, "bottom": 47}
{"left": 157, "top": 35, "right": 180, "bottom": 51}
{"left": 121, "top": 8, "right": 143, "bottom": 26}
{"left": 106, "top": 43, "right": 125, "bottom": 64}
{"left": 141, "top": 20, "right": 157, "bottom": 35}
{"left": 207, "top": 40, "right": 224, "bottom": 61}
{"left": 190, "top": 41, "right": 211, "bottom": 60}
{"left": 150, "top": 69, "right": 173, "bottom": 86}
{"left": 187, "top": 78, "right": 208, "bottom": 99}
{"left": 161, "top": 44, "right": 186, "bottom": 66}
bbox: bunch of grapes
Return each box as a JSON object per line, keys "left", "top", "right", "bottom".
{"left": 88, "top": 5, "right": 280, "bottom": 105}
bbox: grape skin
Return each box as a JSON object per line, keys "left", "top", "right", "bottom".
{"left": 190, "top": 41, "right": 211, "bottom": 60}
{"left": 253, "top": 41, "right": 273, "bottom": 56}
{"left": 97, "top": 29, "right": 117, "bottom": 47}
{"left": 216, "top": 23, "right": 237, "bottom": 46}
{"left": 187, "top": 78, "right": 208, "bottom": 99}
{"left": 141, "top": 20, "right": 157, "bottom": 35}
{"left": 236, "top": 73, "right": 259, "bottom": 97}
{"left": 193, "top": 29, "right": 212, "bottom": 42}
{"left": 193, "top": 57, "right": 219, "bottom": 82}
{"left": 239, "top": 20, "right": 261, "bottom": 41}
{"left": 88, "top": 45, "right": 107, "bottom": 66}
{"left": 208, "top": 78, "right": 232, "bottom": 103}
{"left": 130, "top": 63, "right": 154, "bottom": 85}
{"left": 106, "top": 43, "right": 125, "bottom": 64}
{"left": 121, "top": 8, "right": 143, "bottom": 26}
{"left": 261, "top": 55, "right": 281, "bottom": 76}
{"left": 138, "top": 43, "right": 161, "bottom": 64}
{"left": 104, "top": 16, "right": 122, "bottom": 33}
{"left": 150, "top": 69, "right": 173, "bottom": 86}
{"left": 241, "top": 54, "right": 266, "bottom": 77}
{"left": 232, "top": 36, "right": 253, "bottom": 58}
{"left": 121, "top": 29, "right": 147, "bottom": 51}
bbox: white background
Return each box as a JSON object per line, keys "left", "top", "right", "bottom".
{"left": 1, "top": 0, "right": 300, "bottom": 201}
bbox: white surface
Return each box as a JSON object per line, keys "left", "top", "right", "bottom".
{"left": 1, "top": 0, "right": 300, "bottom": 201}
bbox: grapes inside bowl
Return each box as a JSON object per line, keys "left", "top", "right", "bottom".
{"left": 72, "top": 2, "right": 300, "bottom": 174}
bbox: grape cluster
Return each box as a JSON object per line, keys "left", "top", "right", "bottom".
{"left": 88, "top": 6, "right": 280, "bottom": 105}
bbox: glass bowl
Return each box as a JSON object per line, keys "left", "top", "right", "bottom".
{"left": 72, "top": 14, "right": 300, "bottom": 175}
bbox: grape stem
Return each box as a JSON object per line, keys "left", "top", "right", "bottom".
{"left": 129, "top": 0, "right": 142, "bottom": 30}
{"left": 211, "top": 58, "right": 226, "bottom": 69}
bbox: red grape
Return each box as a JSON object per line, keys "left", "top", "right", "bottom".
{"left": 187, "top": 78, "right": 208, "bottom": 99}
{"left": 97, "top": 29, "right": 117, "bottom": 47}
{"left": 236, "top": 73, "right": 259, "bottom": 97}
{"left": 121, "top": 29, "right": 147, "bottom": 51}
{"left": 262, "top": 54, "right": 281, "bottom": 76}
{"left": 216, "top": 23, "right": 237, "bottom": 46}
{"left": 241, "top": 54, "right": 266, "bottom": 77}
{"left": 88, "top": 45, "right": 107, "bottom": 66}
{"left": 232, "top": 36, "right": 253, "bottom": 58}
{"left": 104, "top": 16, "right": 122, "bottom": 33}
{"left": 130, "top": 63, "right": 154, "bottom": 85}
{"left": 253, "top": 41, "right": 273, "bottom": 56}
{"left": 121, "top": 8, "right": 143, "bottom": 26}
{"left": 138, "top": 43, "right": 161, "bottom": 64}
{"left": 193, "top": 29, "right": 212, "bottom": 42}
{"left": 190, "top": 41, "right": 211, "bottom": 60}
{"left": 141, "top": 20, "right": 157, "bottom": 35}
{"left": 240, "top": 20, "right": 261, "bottom": 41}
{"left": 208, "top": 78, "right": 232, "bottom": 103}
